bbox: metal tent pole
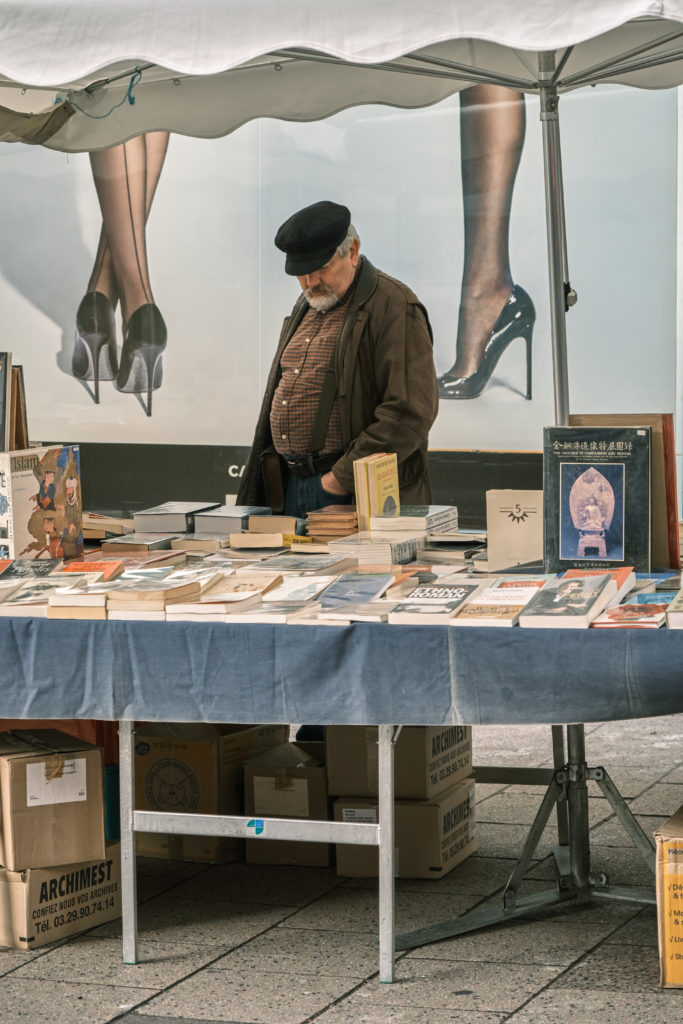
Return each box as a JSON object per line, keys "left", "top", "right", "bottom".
{"left": 539, "top": 52, "right": 571, "bottom": 427}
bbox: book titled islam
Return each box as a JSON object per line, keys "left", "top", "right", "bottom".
{"left": 0, "top": 445, "right": 83, "bottom": 561}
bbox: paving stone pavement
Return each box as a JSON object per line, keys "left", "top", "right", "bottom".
{"left": 1, "top": 716, "right": 683, "bottom": 1024}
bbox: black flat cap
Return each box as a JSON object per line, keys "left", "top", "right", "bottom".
{"left": 275, "top": 200, "right": 351, "bottom": 275}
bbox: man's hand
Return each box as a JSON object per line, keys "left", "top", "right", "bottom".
{"left": 320, "top": 470, "right": 348, "bottom": 496}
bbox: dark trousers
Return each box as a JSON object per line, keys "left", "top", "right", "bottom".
{"left": 284, "top": 473, "right": 352, "bottom": 521}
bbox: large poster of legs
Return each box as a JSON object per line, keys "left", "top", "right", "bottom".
{"left": 0, "top": 85, "right": 676, "bottom": 446}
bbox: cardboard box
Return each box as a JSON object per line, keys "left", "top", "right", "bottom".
{"left": 333, "top": 777, "right": 476, "bottom": 879}
{"left": 655, "top": 805, "right": 683, "bottom": 987}
{"left": 244, "top": 742, "right": 330, "bottom": 867}
{"left": 134, "top": 723, "right": 288, "bottom": 862}
{"left": 0, "top": 841, "right": 121, "bottom": 949}
{"left": 326, "top": 725, "right": 472, "bottom": 800}
{"left": 0, "top": 730, "right": 105, "bottom": 871}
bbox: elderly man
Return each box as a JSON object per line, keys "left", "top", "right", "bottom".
{"left": 237, "top": 201, "right": 438, "bottom": 518}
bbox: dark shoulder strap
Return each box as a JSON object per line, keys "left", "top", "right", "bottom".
{"left": 309, "top": 343, "right": 337, "bottom": 454}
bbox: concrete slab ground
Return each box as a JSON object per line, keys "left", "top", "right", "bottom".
{"left": 1, "top": 714, "right": 682, "bottom": 1024}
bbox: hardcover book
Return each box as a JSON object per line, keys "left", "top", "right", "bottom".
{"left": 0, "top": 353, "right": 11, "bottom": 451}
{"left": 474, "top": 490, "right": 543, "bottom": 573}
{"left": 193, "top": 505, "right": 271, "bottom": 534}
{"left": 9, "top": 365, "right": 28, "bottom": 451}
{"left": 0, "top": 445, "right": 83, "bottom": 560}
{"left": 543, "top": 426, "right": 652, "bottom": 574}
{"left": 133, "top": 501, "right": 220, "bottom": 534}
{"left": 100, "top": 533, "right": 180, "bottom": 553}
{"left": 353, "top": 453, "right": 399, "bottom": 531}
{"left": 569, "top": 413, "right": 678, "bottom": 569}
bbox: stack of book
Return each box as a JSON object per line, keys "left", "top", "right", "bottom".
{"left": 327, "top": 531, "right": 420, "bottom": 568}
{"left": 228, "top": 514, "right": 299, "bottom": 550}
{"left": 166, "top": 572, "right": 284, "bottom": 621}
{"left": 306, "top": 505, "right": 358, "bottom": 540}
{"left": 82, "top": 511, "right": 135, "bottom": 539}
{"left": 370, "top": 505, "right": 458, "bottom": 534}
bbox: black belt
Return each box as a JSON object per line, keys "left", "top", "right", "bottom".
{"left": 284, "top": 451, "right": 343, "bottom": 479}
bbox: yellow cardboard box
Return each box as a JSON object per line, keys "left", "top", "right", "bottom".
{"left": 326, "top": 725, "right": 472, "bottom": 800}
{"left": 244, "top": 742, "right": 330, "bottom": 867}
{"left": 134, "top": 723, "right": 288, "bottom": 862}
{"left": 333, "top": 777, "right": 476, "bottom": 879}
{"left": 0, "top": 729, "right": 105, "bottom": 871}
{"left": 0, "top": 841, "right": 121, "bottom": 949}
{"left": 655, "top": 805, "right": 683, "bottom": 987}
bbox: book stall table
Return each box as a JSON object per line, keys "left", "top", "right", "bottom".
{"left": 3, "top": 616, "right": 683, "bottom": 981}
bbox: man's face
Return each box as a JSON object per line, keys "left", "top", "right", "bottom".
{"left": 297, "top": 239, "right": 360, "bottom": 311}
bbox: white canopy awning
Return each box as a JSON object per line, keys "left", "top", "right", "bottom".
{"left": 2, "top": 1, "right": 683, "bottom": 150}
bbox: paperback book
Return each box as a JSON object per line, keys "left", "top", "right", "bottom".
{"left": 251, "top": 552, "right": 357, "bottom": 574}
{"left": 518, "top": 573, "right": 613, "bottom": 628}
{"left": 543, "top": 425, "right": 651, "bottom": 573}
{"left": 0, "top": 577, "right": 72, "bottom": 615}
{"left": 665, "top": 589, "right": 683, "bottom": 628}
{"left": 317, "top": 572, "right": 394, "bottom": 609}
{"left": 0, "top": 558, "right": 61, "bottom": 579}
{"left": 387, "top": 582, "right": 481, "bottom": 624}
{"left": 0, "top": 445, "right": 83, "bottom": 560}
{"left": 591, "top": 603, "right": 668, "bottom": 628}
{"left": 451, "top": 578, "right": 549, "bottom": 627}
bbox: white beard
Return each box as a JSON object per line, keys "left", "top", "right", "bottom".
{"left": 304, "top": 286, "right": 339, "bottom": 311}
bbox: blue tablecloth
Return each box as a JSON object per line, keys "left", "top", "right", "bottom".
{"left": 2, "top": 618, "right": 683, "bottom": 725}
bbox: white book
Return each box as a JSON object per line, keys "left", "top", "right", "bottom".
{"left": 228, "top": 600, "right": 320, "bottom": 623}
{"left": 262, "top": 575, "right": 337, "bottom": 604}
{"left": 108, "top": 609, "right": 166, "bottom": 621}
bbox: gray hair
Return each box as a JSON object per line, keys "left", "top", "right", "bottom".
{"left": 336, "top": 223, "right": 359, "bottom": 258}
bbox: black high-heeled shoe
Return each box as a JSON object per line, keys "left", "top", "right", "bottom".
{"left": 115, "top": 303, "right": 167, "bottom": 417}
{"left": 438, "top": 285, "right": 536, "bottom": 400}
{"left": 72, "top": 292, "right": 118, "bottom": 404}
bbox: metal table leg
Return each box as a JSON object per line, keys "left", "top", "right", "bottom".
{"left": 118, "top": 719, "right": 138, "bottom": 964}
{"left": 378, "top": 724, "right": 397, "bottom": 982}
{"left": 397, "top": 723, "right": 656, "bottom": 952}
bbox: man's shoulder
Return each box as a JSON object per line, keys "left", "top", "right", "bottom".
{"left": 358, "top": 259, "right": 421, "bottom": 307}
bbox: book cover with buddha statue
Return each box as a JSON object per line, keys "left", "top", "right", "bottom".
{"left": 543, "top": 426, "right": 651, "bottom": 574}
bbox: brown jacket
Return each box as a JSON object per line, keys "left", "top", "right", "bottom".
{"left": 237, "top": 256, "right": 439, "bottom": 506}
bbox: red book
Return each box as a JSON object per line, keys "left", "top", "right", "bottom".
{"left": 59, "top": 559, "right": 125, "bottom": 582}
